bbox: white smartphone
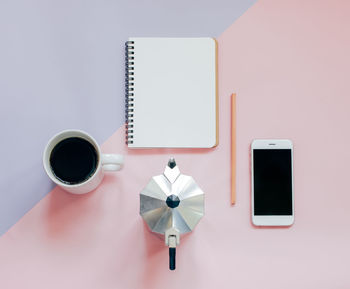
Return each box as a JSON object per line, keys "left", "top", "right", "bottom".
{"left": 251, "top": 139, "right": 294, "bottom": 226}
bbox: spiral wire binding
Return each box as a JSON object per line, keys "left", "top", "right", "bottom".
{"left": 125, "top": 41, "right": 135, "bottom": 145}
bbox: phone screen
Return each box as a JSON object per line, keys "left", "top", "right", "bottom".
{"left": 253, "top": 149, "right": 293, "bottom": 215}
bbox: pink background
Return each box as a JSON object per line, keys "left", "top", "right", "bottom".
{"left": 1, "top": 0, "right": 350, "bottom": 288}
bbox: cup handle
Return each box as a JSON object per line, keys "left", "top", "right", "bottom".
{"left": 101, "top": 154, "right": 124, "bottom": 171}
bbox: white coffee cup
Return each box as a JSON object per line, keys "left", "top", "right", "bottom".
{"left": 43, "top": 129, "right": 124, "bottom": 194}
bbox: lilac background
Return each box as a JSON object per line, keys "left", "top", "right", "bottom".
{"left": 0, "top": 0, "right": 255, "bottom": 235}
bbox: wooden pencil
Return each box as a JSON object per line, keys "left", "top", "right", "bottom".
{"left": 231, "top": 93, "right": 236, "bottom": 205}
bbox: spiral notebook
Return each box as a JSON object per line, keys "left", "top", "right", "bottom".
{"left": 125, "top": 37, "right": 217, "bottom": 148}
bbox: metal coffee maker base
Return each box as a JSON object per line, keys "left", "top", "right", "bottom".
{"left": 140, "top": 158, "right": 205, "bottom": 270}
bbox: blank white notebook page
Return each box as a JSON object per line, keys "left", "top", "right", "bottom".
{"left": 128, "top": 37, "right": 217, "bottom": 148}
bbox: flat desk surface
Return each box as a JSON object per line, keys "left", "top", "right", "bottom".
{"left": 1, "top": 1, "right": 350, "bottom": 288}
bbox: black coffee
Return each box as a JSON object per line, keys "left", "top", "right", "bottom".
{"left": 49, "top": 137, "right": 98, "bottom": 184}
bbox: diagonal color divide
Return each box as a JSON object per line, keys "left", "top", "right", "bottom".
{"left": 0, "top": 0, "right": 255, "bottom": 235}
{"left": 1, "top": 1, "right": 350, "bottom": 288}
